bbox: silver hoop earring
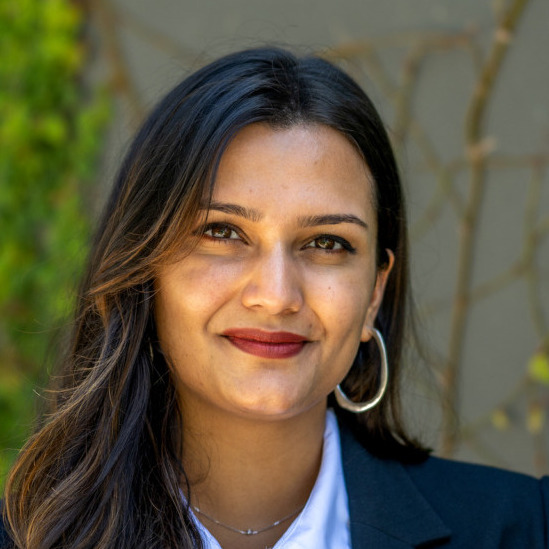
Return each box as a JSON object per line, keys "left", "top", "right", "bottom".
{"left": 335, "top": 327, "right": 388, "bottom": 414}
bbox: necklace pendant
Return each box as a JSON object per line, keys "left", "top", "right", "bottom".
{"left": 192, "top": 503, "right": 303, "bottom": 537}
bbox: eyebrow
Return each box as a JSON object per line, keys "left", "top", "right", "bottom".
{"left": 298, "top": 214, "right": 368, "bottom": 230}
{"left": 204, "top": 202, "right": 369, "bottom": 230}
{"left": 203, "top": 202, "right": 262, "bottom": 222}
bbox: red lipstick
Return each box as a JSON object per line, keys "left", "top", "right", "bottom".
{"left": 221, "top": 328, "right": 308, "bottom": 359}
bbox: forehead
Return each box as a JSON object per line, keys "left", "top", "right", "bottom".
{"left": 211, "top": 123, "right": 377, "bottom": 220}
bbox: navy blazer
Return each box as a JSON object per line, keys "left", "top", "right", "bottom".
{"left": 339, "top": 422, "right": 549, "bottom": 548}
{"left": 1, "top": 425, "right": 548, "bottom": 548}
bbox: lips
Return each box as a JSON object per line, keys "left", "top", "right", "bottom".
{"left": 221, "top": 328, "right": 309, "bottom": 359}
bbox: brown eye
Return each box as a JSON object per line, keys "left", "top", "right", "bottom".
{"left": 303, "top": 234, "right": 356, "bottom": 254}
{"left": 204, "top": 224, "right": 239, "bottom": 240}
{"left": 315, "top": 237, "right": 339, "bottom": 250}
{"left": 307, "top": 237, "right": 343, "bottom": 251}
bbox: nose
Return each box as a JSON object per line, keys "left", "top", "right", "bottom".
{"left": 241, "top": 245, "right": 304, "bottom": 315}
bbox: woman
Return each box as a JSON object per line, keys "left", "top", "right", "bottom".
{"left": 2, "top": 47, "right": 547, "bottom": 549}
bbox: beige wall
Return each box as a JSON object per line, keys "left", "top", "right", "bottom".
{"left": 90, "top": 0, "right": 549, "bottom": 475}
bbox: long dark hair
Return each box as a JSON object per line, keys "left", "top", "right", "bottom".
{"left": 4, "top": 47, "right": 427, "bottom": 549}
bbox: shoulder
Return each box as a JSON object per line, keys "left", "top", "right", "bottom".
{"left": 406, "top": 455, "right": 549, "bottom": 534}
{"left": 407, "top": 451, "right": 546, "bottom": 500}
{"left": 338, "top": 421, "right": 549, "bottom": 548}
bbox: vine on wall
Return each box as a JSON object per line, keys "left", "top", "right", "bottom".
{"left": 325, "top": 0, "right": 549, "bottom": 471}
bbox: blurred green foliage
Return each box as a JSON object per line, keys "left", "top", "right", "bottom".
{"left": 0, "top": 0, "right": 110, "bottom": 484}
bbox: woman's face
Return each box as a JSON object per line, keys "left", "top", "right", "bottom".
{"left": 155, "top": 123, "right": 392, "bottom": 421}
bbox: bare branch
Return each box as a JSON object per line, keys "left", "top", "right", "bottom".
{"left": 440, "top": 0, "right": 532, "bottom": 457}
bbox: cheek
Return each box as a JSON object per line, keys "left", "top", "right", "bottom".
{"left": 161, "top": 260, "right": 243, "bottom": 317}
{"left": 306, "top": 265, "right": 375, "bottom": 315}
{"left": 304, "top": 270, "right": 375, "bottom": 354}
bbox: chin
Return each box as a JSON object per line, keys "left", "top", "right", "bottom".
{"left": 228, "top": 390, "right": 321, "bottom": 421}
{"left": 233, "top": 400, "right": 300, "bottom": 419}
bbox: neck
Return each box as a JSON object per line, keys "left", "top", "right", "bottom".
{"left": 180, "top": 399, "right": 327, "bottom": 549}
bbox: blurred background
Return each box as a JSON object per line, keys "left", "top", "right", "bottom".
{"left": 1, "top": 0, "right": 548, "bottom": 484}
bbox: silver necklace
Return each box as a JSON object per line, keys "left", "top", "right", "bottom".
{"left": 192, "top": 504, "right": 304, "bottom": 536}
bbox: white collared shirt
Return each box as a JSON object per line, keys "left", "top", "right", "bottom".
{"left": 193, "top": 409, "right": 351, "bottom": 548}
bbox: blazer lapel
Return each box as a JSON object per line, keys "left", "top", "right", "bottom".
{"left": 338, "top": 422, "right": 451, "bottom": 549}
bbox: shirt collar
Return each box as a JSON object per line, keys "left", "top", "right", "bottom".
{"left": 194, "top": 409, "right": 351, "bottom": 549}
{"left": 271, "top": 409, "right": 351, "bottom": 548}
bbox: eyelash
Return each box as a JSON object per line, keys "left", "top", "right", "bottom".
{"left": 198, "top": 223, "right": 356, "bottom": 254}
{"left": 200, "top": 222, "right": 244, "bottom": 242}
{"left": 304, "top": 234, "right": 356, "bottom": 254}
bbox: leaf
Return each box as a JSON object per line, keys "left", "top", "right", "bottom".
{"left": 527, "top": 404, "right": 545, "bottom": 435}
{"left": 528, "top": 352, "right": 549, "bottom": 385}
{"left": 491, "top": 408, "right": 510, "bottom": 431}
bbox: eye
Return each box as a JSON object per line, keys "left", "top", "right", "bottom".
{"left": 200, "top": 222, "right": 244, "bottom": 243}
{"left": 304, "top": 235, "right": 356, "bottom": 253}
{"left": 206, "top": 224, "right": 237, "bottom": 239}
{"left": 310, "top": 236, "right": 342, "bottom": 250}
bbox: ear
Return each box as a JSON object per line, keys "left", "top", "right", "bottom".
{"left": 361, "top": 249, "right": 395, "bottom": 342}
